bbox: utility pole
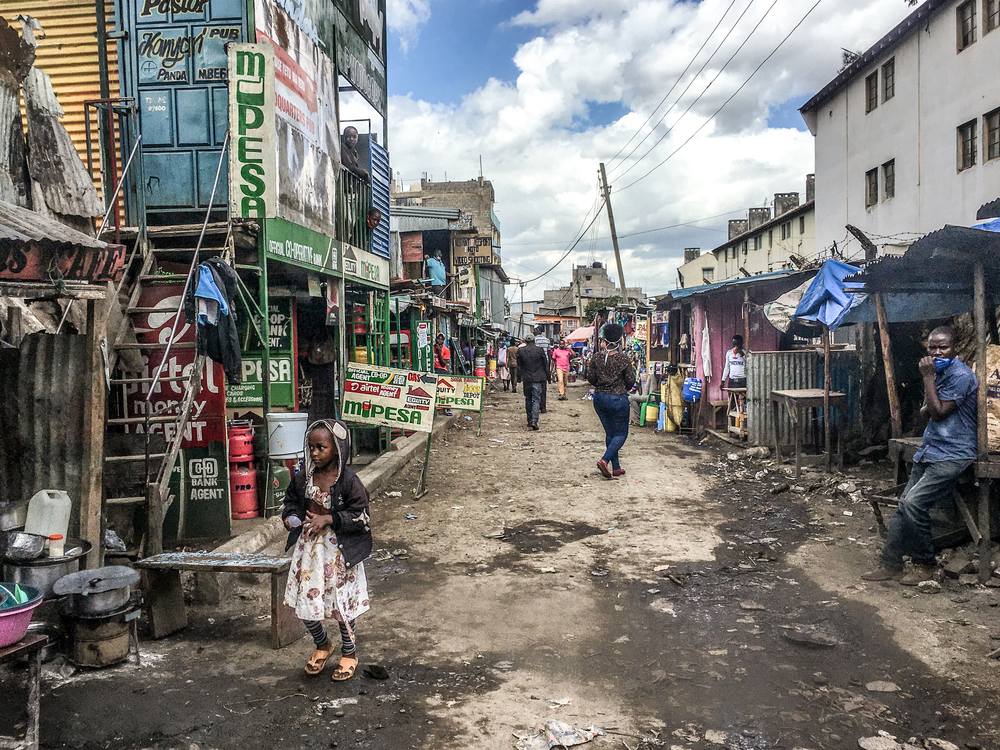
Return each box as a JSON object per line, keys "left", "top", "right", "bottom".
{"left": 598, "top": 162, "right": 628, "bottom": 303}
{"left": 576, "top": 275, "right": 583, "bottom": 324}
{"left": 518, "top": 281, "right": 525, "bottom": 339}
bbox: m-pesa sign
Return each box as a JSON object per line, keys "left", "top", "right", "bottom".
{"left": 342, "top": 363, "right": 438, "bottom": 432}
{"left": 343, "top": 243, "right": 389, "bottom": 288}
{"left": 228, "top": 44, "right": 277, "bottom": 219}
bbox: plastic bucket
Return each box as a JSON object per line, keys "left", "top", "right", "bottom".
{"left": 266, "top": 413, "right": 308, "bottom": 459}
{"left": 230, "top": 463, "right": 259, "bottom": 520}
{"left": 645, "top": 404, "right": 659, "bottom": 422}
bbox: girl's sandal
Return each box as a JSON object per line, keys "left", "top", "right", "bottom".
{"left": 304, "top": 642, "right": 336, "bottom": 675}
{"left": 331, "top": 654, "right": 358, "bottom": 682}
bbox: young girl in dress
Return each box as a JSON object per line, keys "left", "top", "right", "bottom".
{"left": 282, "top": 419, "right": 372, "bottom": 680}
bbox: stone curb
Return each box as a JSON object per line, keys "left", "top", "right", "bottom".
{"left": 217, "top": 412, "right": 461, "bottom": 557}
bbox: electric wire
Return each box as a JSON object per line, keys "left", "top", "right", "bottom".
{"left": 604, "top": 0, "right": 743, "bottom": 172}
{"left": 611, "top": 0, "right": 781, "bottom": 184}
{"left": 615, "top": 0, "right": 827, "bottom": 194}
{"left": 607, "top": 0, "right": 764, "bottom": 178}
{"left": 519, "top": 201, "right": 607, "bottom": 285}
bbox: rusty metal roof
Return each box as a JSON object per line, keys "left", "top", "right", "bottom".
{"left": 0, "top": 198, "right": 106, "bottom": 249}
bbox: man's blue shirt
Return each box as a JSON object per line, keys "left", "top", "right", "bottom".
{"left": 913, "top": 357, "right": 978, "bottom": 462}
{"left": 426, "top": 257, "right": 446, "bottom": 286}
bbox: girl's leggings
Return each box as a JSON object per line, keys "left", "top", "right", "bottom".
{"left": 304, "top": 619, "right": 356, "bottom": 654}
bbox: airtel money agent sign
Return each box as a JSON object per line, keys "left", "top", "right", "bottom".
{"left": 228, "top": 43, "right": 277, "bottom": 219}
{"left": 434, "top": 376, "right": 484, "bottom": 413}
{"left": 342, "top": 364, "right": 438, "bottom": 433}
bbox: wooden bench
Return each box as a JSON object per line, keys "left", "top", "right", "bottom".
{"left": 135, "top": 552, "right": 303, "bottom": 649}
{"left": 0, "top": 634, "right": 45, "bottom": 750}
{"left": 707, "top": 400, "right": 728, "bottom": 430}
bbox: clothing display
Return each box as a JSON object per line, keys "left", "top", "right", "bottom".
{"left": 183, "top": 257, "right": 242, "bottom": 384}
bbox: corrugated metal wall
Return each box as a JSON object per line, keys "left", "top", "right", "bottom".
{"left": 747, "top": 349, "right": 863, "bottom": 449}
{"left": 6, "top": 0, "right": 119, "bottom": 191}
{"left": 18, "top": 333, "right": 87, "bottom": 538}
{"left": 0, "top": 350, "right": 23, "bottom": 506}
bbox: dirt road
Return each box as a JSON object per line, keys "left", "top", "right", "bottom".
{"left": 4, "top": 380, "right": 999, "bottom": 749}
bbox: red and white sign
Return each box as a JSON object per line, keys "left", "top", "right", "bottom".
{"left": 123, "top": 283, "right": 226, "bottom": 447}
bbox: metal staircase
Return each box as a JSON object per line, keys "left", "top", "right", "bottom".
{"left": 102, "top": 138, "right": 232, "bottom": 558}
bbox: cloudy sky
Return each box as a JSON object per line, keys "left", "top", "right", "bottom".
{"left": 379, "top": 0, "right": 917, "bottom": 301}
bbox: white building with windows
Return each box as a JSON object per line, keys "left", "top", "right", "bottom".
{"left": 800, "top": 0, "right": 1000, "bottom": 256}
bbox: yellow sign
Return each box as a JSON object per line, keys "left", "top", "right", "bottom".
{"left": 434, "top": 375, "right": 484, "bottom": 412}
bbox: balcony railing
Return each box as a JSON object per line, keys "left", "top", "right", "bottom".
{"left": 337, "top": 169, "right": 371, "bottom": 251}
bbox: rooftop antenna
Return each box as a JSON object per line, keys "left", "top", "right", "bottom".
{"left": 479, "top": 155, "right": 483, "bottom": 178}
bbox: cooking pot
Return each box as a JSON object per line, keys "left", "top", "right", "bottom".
{"left": 2, "top": 540, "right": 92, "bottom": 599}
{"left": 54, "top": 566, "right": 140, "bottom": 617}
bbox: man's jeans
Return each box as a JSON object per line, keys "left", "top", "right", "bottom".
{"left": 881, "top": 459, "right": 973, "bottom": 569}
{"left": 523, "top": 382, "right": 542, "bottom": 425}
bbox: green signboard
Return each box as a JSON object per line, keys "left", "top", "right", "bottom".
{"left": 226, "top": 353, "right": 296, "bottom": 408}
{"left": 163, "top": 443, "right": 231, "bottom": 542}
{"left": 268, "top": 298, "right": 293, "bottom": 350}
{"left": 263, "top": 217, "right": 341, "bottom": 276}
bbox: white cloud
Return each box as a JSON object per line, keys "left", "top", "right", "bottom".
{"left": 386, "top": 0, "right": 917, "bottom": 299}
{"left": 387, "top": 0, "right": 431, "bottom": 52}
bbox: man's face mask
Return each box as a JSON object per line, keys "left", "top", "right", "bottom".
{"left": 934, "top": 357, "right": 954, "bottom": 372}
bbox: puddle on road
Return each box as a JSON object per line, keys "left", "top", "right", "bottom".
{"left": 500, "top": 519, "right": 606, "bottom": 554}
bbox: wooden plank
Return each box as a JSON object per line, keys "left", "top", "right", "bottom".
{"left": 823, "top": 326, "right": 831, "bottom": 472}
{"left": 874, "top": 291, "right": 902, "bottom": 438}
{"left": 270, "top": 572, "right": 304, "bottom": 649}
{"left": 976, "top": 460, "right": 1000, "bottom": 479}
{"left": 79, "top": 298, "right": 107, "bottom": 569}
{"left": 0, "top": 281, "right": 106, "bottom": 299}
{"left": 144, "top": 569, "right": 188, "bottom": 639}
{"left": 954, "top": 492, "right": 983, "bottom": 545}
{"left": 136, "top": 551, "right": 291, "bottom": 573}
{"left": 0, "top": 634, "right": 46, "bottom": 664}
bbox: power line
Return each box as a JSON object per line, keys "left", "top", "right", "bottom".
{"left": 604, "top": 0, "right": 743, "bottom": 172}
{"left": 519, "top": 201, "right": 607, "bottom": 285}
{"left": 610, "top": 0, "right": 780, "bottom": 183}
{"left": 615, "top": 0, "right": 827, "bottom": 194}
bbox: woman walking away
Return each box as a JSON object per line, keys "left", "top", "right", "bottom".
{"left": 283, "top": 420, "right": 373, "bottom": 681}
{"left": 588, "top": 323, "right": 636, "bottom": 479}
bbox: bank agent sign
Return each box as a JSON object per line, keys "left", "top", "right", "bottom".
{"left": 343, "top": 363, "right": 439, "bottom": 433}
{"left": 228, "top": 44, "right": 277, "bottom": 219}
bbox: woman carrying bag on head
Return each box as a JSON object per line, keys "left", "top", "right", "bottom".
{"left": 587, "top": 323, "right": 636, "bottom": 479}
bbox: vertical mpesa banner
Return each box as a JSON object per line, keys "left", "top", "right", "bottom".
{"left": 228, "top": 43, "right": 277, "bottom": 219}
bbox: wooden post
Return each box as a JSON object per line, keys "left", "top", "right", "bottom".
{"left": 414, "top": 432, "right": 433, "bottom": 499}
{"left": 974, "top": 262, "right": 992, "bottom": 584}
{"left": 743, "top": 288, "right": 751, "bottom": 350}
{"left": 823, "top": 325, "right": 832, "bottom": 472}
{"left": 79, "top": 298, "right": 107, "bottom": 569}
{"left": 874, "top": 293, "right": 902, "bottom": 439}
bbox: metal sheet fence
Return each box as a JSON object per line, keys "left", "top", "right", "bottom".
{"left": 747, "top": 350, "right": 862, "bottom": 449}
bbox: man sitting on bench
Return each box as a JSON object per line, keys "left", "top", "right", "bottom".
{"left": 862, "top": 326, "right": 978, "bottom": 586}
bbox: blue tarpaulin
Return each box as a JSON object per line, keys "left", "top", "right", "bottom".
{"left": 791, "top": 260, "right": 864, "bottom": 331}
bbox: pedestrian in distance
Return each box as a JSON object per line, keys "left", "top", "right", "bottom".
{"left": 552, "top": 338, "right": 572, "bottom": 400}
{"left": 506, "top": 338, "right": 520, "bottom": 393}
{"left": 282, "top": 420, "right": 373, "bottom": 681}
{"left": 861, "top": 326, "right": 978, "bottom": 586}
{"left": 588, "top": 322, "right": 636, "bottom": 479}
{"left": 517, "top": 336, "right": 549, "bottom": 430}
{"left": 534, "top": 326, "right": 551, "bottom": 412}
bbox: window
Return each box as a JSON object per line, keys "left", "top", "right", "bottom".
{"left": 799, "top": 216, "right": 806, "bottom": 234}
{"left": 958, "top": 119, "right": 978, "bottom": 170}
{"left": 779, "top": 222, "right": 792, "bottom": 240}
{"left": 865, "top": 168, "right": 879, "bottom": 207}
{"left": 768, "top": 229, "right": 773, "bottom": 247}
{"left": 865, "top": 72, "right": 878, "bottom": 113}
{"left": 882, "top": 58, "right": 895, "bottom": 102}
{"left": 987, "top": 0, "right": 1000, "bottom": 33}
{"left": 702, "top": 268, "right": 714, "bottom": 283}
{"left": 958, "top": 1, "right": 976, "bottom": 50}
{"left": 986, "top": 108, "right": 1000, "bottom": 161}
{"left": 882, "top": 159, "right": 895, "bottom": 200}
{"left": 753, "top": 236, "right": 762, "bottom": 251}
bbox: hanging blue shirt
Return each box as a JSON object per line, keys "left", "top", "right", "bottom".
{"left": 194, "top": 263, "right": 229, "bottom": 321}
{"left": 913, "top": 357, "right": 978, "bottom": 463}
{"left": 426, "top": 256, "right": 447, "bottom": 286}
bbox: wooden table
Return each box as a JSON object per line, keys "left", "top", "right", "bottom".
{"left": 771, "top": 389, "right": 847, "bottom": 477}
{"left": 725, "top": 387, "right": 747, "bottom": 440}
{"left": 0, "top": 634, "right": 46, "bottom": 750}
{"left": 135, "top": 552, "right": 302, "bottom": 649}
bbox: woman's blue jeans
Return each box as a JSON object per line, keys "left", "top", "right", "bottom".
{"left": 593, "top": 392, "right": 630, "bottom": 470}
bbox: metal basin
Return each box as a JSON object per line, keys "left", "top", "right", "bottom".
{"left": 2, "top": 540, "right": 92, "bottom": 599}
{"left": 0, "top": 531, "right": 47, "bottom": 562}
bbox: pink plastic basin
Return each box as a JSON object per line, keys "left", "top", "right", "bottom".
{"left": 0, "top": 585, "right": 44, "bottom": 648}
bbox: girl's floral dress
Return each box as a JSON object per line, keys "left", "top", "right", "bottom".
{"left": 284, "top": 476, "right": 370, "bottom": 629}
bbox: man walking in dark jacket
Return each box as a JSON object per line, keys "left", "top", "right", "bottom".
{"left": 516, "top": 338, "right": 548, "bottom": 430}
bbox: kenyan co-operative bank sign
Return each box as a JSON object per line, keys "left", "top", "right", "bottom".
{"left": 228, "top": 43, "right": 277, "bottom": 219}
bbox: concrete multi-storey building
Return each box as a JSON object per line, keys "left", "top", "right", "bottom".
{"left": 800, "top": 0, "right": 1000, "bottom": 256}
{"left": 541, "top": 262, "right": 645, "bottom": 317}
{"left": 676, "top": 177, "right": 816, "bottom": 287}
